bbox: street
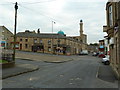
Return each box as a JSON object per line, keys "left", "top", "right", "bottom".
{"left": 2, "top": 54, "right": 118, "bottom": 88}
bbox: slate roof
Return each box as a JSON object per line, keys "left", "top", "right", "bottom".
{"left": 0, "top": 26, "right": 13, "bottom": 35}
{"left": 16, "top": 31, "right": 83, "bottom": 44}
{"left": 16, "top": 32, "right": 66, "bottom": 39}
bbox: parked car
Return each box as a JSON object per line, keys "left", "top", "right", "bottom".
{"left": 92, "top": 52, "right": 96, "bottom": 56}
{"left": 102, "top": 55, "right": 110, "bottom": 65}
{"left": 99, "top": 54, "right": 105, "bottom": 58}
{"left": 79, "top": 50, "right": 88, "bottom": 55}
{"left": 92, "top": 52, "right": 99, "bottom": 56}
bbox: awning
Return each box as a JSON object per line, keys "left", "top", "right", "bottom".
{"left": 99, "top": 46, "right": 104, "bottom": 48}
{"left": 1, "top": 41, "right": 6, "bottom": 43}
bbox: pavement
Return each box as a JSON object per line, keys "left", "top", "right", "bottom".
{"left": 2, "top": 52, "right": 73, "bottom": 80}
{"left": 2, "top": 61, "right": 39, "bottom": 79}
{"left": 15, "top": 52, "right": 73, "bottom": 63}
{"left": 97, "top": 63, "right": 118, "bottom": 84}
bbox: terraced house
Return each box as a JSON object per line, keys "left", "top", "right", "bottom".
{"left": 0, "top": 26, "right": 13, "bottom": 49}
{"left": 10, "top": 20, "right": 88, "bottom": 55}
{"left": 103, "top": 1, "right": 120, "bottom": 79}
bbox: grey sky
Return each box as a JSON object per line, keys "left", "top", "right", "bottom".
{"left": 0, "top": 0, "right": 108, "bottom": 44}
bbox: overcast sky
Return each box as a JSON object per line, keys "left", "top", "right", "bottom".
{"left": 0, "top": 0, "right": 108, "bottom": 44}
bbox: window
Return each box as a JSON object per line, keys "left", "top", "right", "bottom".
{"left": 34, "top": 39, "right": 37, "bottom": 43}
{"left": 40, "top": 40, "right": 43, "bottom": 44}
{"left": 58, "top": 40, "right": 60, "bottom": 44}
{"left": 48, "top": 47, "right": 51, "bottom": 52}
{"left": 48, "top": 40, "right": 51, "bottom": 45}
{"left": 25, "top": 44, "right": 28, "bottom": 48}
{"left": 25, "top": 39, "right": 28, "bottom": 42}
{"left": 109, "top": 5, "right": 113, "bottom": 27}
{"left": 6, "top": 38, "right": 8, "bottom": 40}
{"left": 20, "top": 38, "right": 22, "bottom": 41}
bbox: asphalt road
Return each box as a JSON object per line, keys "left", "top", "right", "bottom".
{"left": 2, "top": 55, "right": 118, "bottom": 88}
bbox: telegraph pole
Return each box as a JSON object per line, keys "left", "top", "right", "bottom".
{"left": 118, "top": 1, "right": 120, "bottom": 80}
{"left": 13, "top": 2, "right": 18, "bottom": 61}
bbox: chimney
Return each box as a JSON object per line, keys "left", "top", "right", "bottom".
{"left": 37, "top": 28, "right": 40, "bottom": 34}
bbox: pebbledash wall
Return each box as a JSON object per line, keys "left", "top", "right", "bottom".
{"left": 103, "top": 1, "right": 120, "bottom": 79}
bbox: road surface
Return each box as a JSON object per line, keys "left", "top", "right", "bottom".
{"left": 2, "top": 54, "right": 118, "bottom": 88}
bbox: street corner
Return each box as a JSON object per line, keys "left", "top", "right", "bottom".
{"left": 2, "top": 63, "right": 39, "bottom": 79}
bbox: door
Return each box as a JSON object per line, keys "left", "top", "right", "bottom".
{"left": 20, "top": 44, "right": 22, "bottom": 50}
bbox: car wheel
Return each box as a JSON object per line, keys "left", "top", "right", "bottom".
{"left": 104, "top": 61, "right": 110, "bottom": 65}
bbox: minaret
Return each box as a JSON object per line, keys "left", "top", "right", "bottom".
{"left": 79, "top": 19, "right": 83, "bottom": 36}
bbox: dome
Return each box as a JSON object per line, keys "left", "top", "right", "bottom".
{"left": 57, "top": 30, "right": 64, "bottom": 35}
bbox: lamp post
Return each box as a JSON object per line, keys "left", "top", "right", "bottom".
{"left": 13, "top": 2, "right": 18, "bottom": 61}
{"left": 51, "top": 21, "right": 55, "bottom": 54}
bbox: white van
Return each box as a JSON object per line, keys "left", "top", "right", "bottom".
{"left": 80, "top": 50, "right": 88, "bottom": 55}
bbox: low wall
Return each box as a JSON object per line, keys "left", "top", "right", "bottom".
{"left": 1, "top": 62, "right": 15, "bottom": 69}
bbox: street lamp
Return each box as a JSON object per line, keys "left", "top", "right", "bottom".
{"left": 51, "top": 21, "right": 56, "bottom": 54}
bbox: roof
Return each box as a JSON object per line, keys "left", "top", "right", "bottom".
{"left": 57, "top": 30, "right": 65, "bottom": 35}
{"left": 0, "top": 26, "right": 13, "bottom": 35}
{"left": 16, "top": 32, "right": 83, "bottom": 44}
{"left": 16, "top": 32, "right": 66, "bottom": 39}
